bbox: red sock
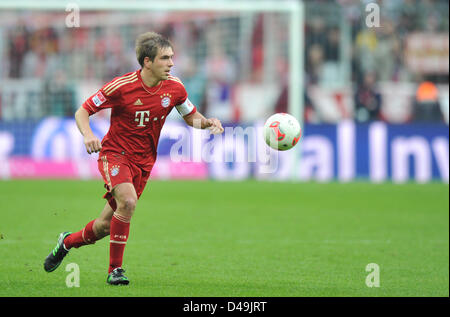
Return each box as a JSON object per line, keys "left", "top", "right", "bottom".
{"left": 109, "top": 213, "right": 131, "bottom": 273}
{"left": 64, "top": 219, "right": 98, "bottom": 249}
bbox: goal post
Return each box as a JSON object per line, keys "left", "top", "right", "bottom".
{"left": 1, "top": 0, "right": 303, "bottom": 118}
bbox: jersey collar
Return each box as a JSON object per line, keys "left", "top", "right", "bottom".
{"left": 137, "top": 69, "right": 164, "bottom": 95}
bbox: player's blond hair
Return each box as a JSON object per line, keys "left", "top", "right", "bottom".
{"left": 135, "top": 32, "right": 173, "bottom": 67}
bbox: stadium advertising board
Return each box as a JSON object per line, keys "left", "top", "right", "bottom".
{"left": 0, "top": 119, "right": 448, "bottom": 183}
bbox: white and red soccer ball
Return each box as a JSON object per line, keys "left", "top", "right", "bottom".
{"left": 263, "top": 113, "right": 302, "bottom": 151}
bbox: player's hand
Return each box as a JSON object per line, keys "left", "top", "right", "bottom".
{"left": 84, "top": 134, "right": 102, "bottom": 154}
{"left": 206, "top": 118, "right": 224, "bottom": 135}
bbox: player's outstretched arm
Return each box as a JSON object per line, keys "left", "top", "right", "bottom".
{"left": 75, "top": 106, "right": 102, "bottom": 154}
{"left": 183, "top": 111, "right": 224, "bottom": 135}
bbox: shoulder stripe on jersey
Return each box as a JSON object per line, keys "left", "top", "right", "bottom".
{"left": 104, "top": 72, "right": 136, "bottom": 90}
{"left": 167, "top": 76, "right": 184, "bottom": 87}
{"left": 168, "top": 75, "right": 182, "bottom": 82}
{"left": 104, "top": 73, "right": 137, "bottom": 94}
{"left": 104, "top": 72, "right": 137, "bottom": 92}
{"left": 105, "top": 77, "right": 138, "bottom": 96}
{"left": 104, "top": 74, "right": 137, "bottom": 95}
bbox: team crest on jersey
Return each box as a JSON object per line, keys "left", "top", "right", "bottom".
{"left": 160, "top": 93, "right": 172, "bottom": 108}
{"left": 110, "top": 165, "right": 120, "bottom": 177}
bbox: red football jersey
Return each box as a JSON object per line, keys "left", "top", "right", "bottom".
{"left": 82, "top": 70, "right": 196, "bottom": 171}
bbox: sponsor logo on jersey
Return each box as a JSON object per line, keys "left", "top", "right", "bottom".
{"left": 135, "top": 110, "right": 150, "bottom": 127}
{"left": 92, "top": 91, "right": 106, "bottom": 107}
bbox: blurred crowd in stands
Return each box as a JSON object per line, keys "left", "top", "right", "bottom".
{"left": 1, "top": 0, "right": 449, "bottom": 123}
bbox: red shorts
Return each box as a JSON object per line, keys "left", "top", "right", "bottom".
{"left": 98, "top": 151, "right": 152, "bottom": 211}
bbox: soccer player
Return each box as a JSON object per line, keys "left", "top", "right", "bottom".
{"left": 43, "top": 32, "right": 224, "bottom": 285}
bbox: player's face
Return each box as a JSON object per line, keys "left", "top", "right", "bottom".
{"left": 150, "top": 46, "right": 174, "bottom": 80}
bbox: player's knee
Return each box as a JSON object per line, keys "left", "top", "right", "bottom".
{"left": 118, "top": 197, "right": 137, "bottom": 216}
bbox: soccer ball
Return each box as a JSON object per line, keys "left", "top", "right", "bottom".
{"left": 263, "top": 113, "right": 302, "bottom": 151}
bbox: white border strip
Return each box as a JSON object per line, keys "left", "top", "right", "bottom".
{"left": 0, "top": 0, "right": 299, "bottom": 12}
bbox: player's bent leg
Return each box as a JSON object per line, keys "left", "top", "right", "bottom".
{"left": 44, "top": 203, "right": 115, "bottom": 272}
{"left": 93, "top": 202, "right": 115, "bottom": 239}
{"left": 107, "top": 182, "right": 137, "bottom": 284}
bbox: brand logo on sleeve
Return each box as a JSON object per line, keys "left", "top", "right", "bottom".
{"left": 92, "top": 91, "right": 106, "bottom": 107}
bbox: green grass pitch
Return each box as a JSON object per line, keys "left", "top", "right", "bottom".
{"left": 0, "top": 179, "right": 448, "bottom": 297}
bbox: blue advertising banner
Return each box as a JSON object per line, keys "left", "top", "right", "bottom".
{"left": 0, "top": 118, "right": 448, "bottom": 182}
